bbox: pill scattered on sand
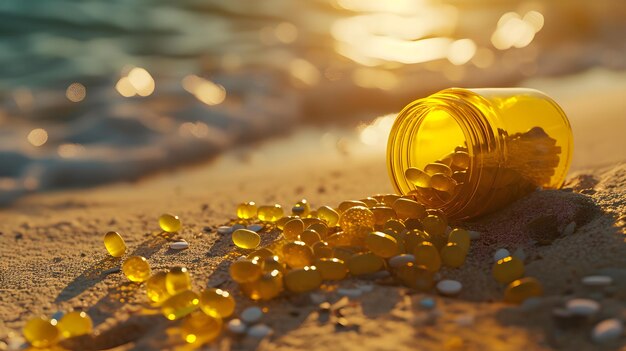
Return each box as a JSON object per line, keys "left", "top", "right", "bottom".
{"left": 389, "top": 254, "right": 415, "bottom": 268}
{"left": 493, "top": 248, "right": 510, "bottom": 262}
{"left": 436, "top": 280, "right": 462, "bottom": 296}
{"left": 566, "top": 298, "right": 600, "bottom": 316}
{"left": 170, "top": 241, "right": 189, "bottom": 250}
{"left": 338, "top": 288, "right": 362, "bottom": 298}
{"left": 582, "top": 275, "right": 613, "bottom": 287}
{"left": 227, "top": 319, "right": 247, "bottom": 334}
{"left": 217, "top": 226, "right": 232, "bottom": 234}
{"left": 232, "top": 224, "right": 246, "bottom": 231}
{"left": 241, "top": 307, "right": 263, "bottom": 324}
{"left": 419, "top": 297, "right": 436, "bottom": 309}
{"left": 248, "top": 324, "right": 273, "bottom": 338}
{"left": 247, "top": 224, "right": 264, "bottom": 232}
{"left": 592, "top": 318, "right": 623, "bottom": 344}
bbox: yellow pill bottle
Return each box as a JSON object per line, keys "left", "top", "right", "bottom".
{"left": 387, "top": 88, "right": 573, "bottom": 220}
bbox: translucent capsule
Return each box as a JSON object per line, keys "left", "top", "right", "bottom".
{"left": 200, "top": 288, "right": 235, "bottom": 318}
{"left": 312, "top": 241, "right": 333, "bottom": 259}
{"left": 103, "top": 231, "right": 126, "bottom": 258}
{"left": 284, "top": 266, "right": 322, "bottom": 293}
{"left": 302, "top": 217, "right": 323, "bottom": 228}
{"left": 292, "top": 199, "right": 310, "bottom": 217}
{"left": 299, "top": 229, "right": 321, "bottom": 246}
{"left": 159, "top": 213, "right": 182, "bottom": 233}
{"left": 365, "top": 232, "right": 399, "bottom": 258}
{"left": 421, "top": 215, "right": 447, "bottom": 237}
{"left": 404, "top": 218, "right": 424, "bottom": 231}
{"left": 384, "top": 229, "right": 406, "bottom": 254}
{"left": 282, "top": 241, "right": 314, "bottom": 268}
{"left": 315, "top": 258, "right": 348, "bottom": 280}
{"left": 166, "top": 267, "right": 191, "bottom": 295}
{"left": 383, "top": 219, "right": 406, "bottom": 235}
{"left": 359, "top": 197, "right": 379, "bottom": 207}
{"left": 371, "top": 206, "right": 397, "bottom": 226}
{"left": 122, "top": 256, "right": 151, "bottom": 283}
{"left": 413, "top": 242, "right": 441, "bottom": 273}
{"left": 181, "top": 311, "right": 222, "bottom": 344}
{"left": 237, "top": 201, "right": 258, "bottom": 219}
{"left": 146, "top": 271, "right": 170, "bottom": 304}
{"left": 325, "top": 232, "right": 352, "bottom": 247}
{"left": 504, "top": 277, "right": 543, "bottom": 304}
{"left": 240, "top": 270, "right": 284, "bottom": 300}
{"left": 276, "top": 216, "right": 298, "bottom": 230}
{"left": 404, "top": 229, "right": 429, "bottom": 253}
{"left": 493, "top": 256, "right": 525, "bottom": 284}
{"left": 283, "top": 219, "right": 304, "bottom": 240}
{"left": 382, "top": 194, "right": 401, "bottom": 206}
{"left": 430, "top": 173, "right": 458, "bottom": 194}
{"left": 452, "top": 171, "right": 467, "bottom": 183}
{"left": 424, "top": 163, "right": 453, "bottom": 177}
{"left": 347, "top": 252, "right": 385, "bottom": 276}
{"left": 257, "top": 204, "right": 284, "bottom": 222}
{"left": 229, "top": 258, "right": 263, "bottom": 283}
{"left": 247, "top": 247, "right": 275, "bottom": 260}
{"left": 451, "top": 151, "right": 470, "bottom": 169}
{"left": 332, "top": 246, "right": 357, "bottom": 263}
{"left": 23, "top": 316, "right": 59, "bottom": 348}
{"left": 308, "top": 222, "right": 329, "bottom": 238}
{"left": 440, "top": 243, "right": 466, "bottom": 268}
{"left": 405, "top": 168, "right": 431, "bottom": 188}
{"left": 392, "top": 198, "right": 426, "bottom": 220}
{"left": 337, "top": 200, "right": 367, "bottom": 213}
{"left": 448, "top": 228, "right": 470, "bottom": 252}
{"left": 232, "top": 229, "right": 261, "bottom": 249}
{"left": 317, "top": 206, "right": 339, "bottom": 227}
{"left": 57, "top": 311, "right": 92, "bottom": 338}
{"left": 339, "top": 206, "right": 375, "bottom": 239}
{"left": 393, "top": 262, "right": 434, "bottom": 291}
{"left": 161, "top": 290, "right": 200, "bottom": 320}
{"left": 262, "top": 255, "right": 286, "bottom": 273}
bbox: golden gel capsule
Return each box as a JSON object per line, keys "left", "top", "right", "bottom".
{"left": 392, "top": 198, "right": 426, "bottom": 220}
{"left": 413, "top": 242, "right": 441, "bottom": 273}
{"left": 57, "top": 311, "right": 93, "bottom": 338}
{"left": 388, "top": 88, "right": 573, "bottom": 219}
{"left": 232, "top": 229, "right": 261, "bottom": 249}
{"left": 284, "top": 266, "right": 322, "bottom": 293}
{"left": 317, "top": 206, "right": 340, "bottom": 227}
{"left": 493, "top": 256, "right": 525, "bottom": 284}
{"left": 240, "top": 270, "right": 284, "bottom": 300}
{"left": 347, "top": 252, "right": 385, "bottom": 276}
{"left": 181, "top": 311, "right": 222, "bottom": 344}
{"left": 257, "top": 204, "right": 284, "bottom": 222}
{"left": 365, "top": 232, "right": 399, "bottom": 258}
{"left": 299, "top": 229, "right": 321, "bottom": 246}
{"left": 237, "top": 201, "right": 258, "bottom": 219}
{"left": 312, "top": 241, "right": 333, "bottom": 259}
{"left": 161, "top": 290, "right": 200, "bottom": 320}
{"left": 159, "top": 213, "right": 182, "bottom": 233}
{"left": 262, "top": 255, "right": 286, "bottom": 273}
{"left": 315, "top": 258, "right": 348, "bottom": 280}
{"left": 440, "top": 243, "right": 466, "bottom": 268}
{"left": 308, "top": 222, "right": 329, "bottom": 238}
{"left": 504, "top": 277, "right": 543, "bottom": 304}
{"left": 229, "top": 258, "right": 263, "bottom": 283}
{"left": 421, "top": 215, "right": 447, "bottom": 237}
{"left": 146, "top": 271, "right": 170, "bottom": 304}
{"left": 282, "top": 241, "right": 314, "bottom": 268}
{"left": 122, "top": 256, "right": 151, "bottom": 283}
{"left": 247, "top": 247, "right": 275, "bottom": 260}
{"left": 283, "top": 219, "right": 305, "bottom": 240}
{"left": 337, "top": 200, "right": 367, "bottom": 213}
{"left": 23, "top": 316, "right": 59, "bottom": 348}
{"left": 103, "top": 231, "right": 126, "bottom": 257}
{"left": 448, "top": 228, "right": 470, "bottom": 252}
{"left": 166, "top": 267, "right": 192, "bottom": 295}
{"left": 200, "top": 288, "right": 235, "bottom": 317}
{"left": 339, "top": 206, "right": 375, "bottom": 239}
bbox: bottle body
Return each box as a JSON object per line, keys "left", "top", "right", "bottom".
{"left": 387, "top": 88, "right": 573, "bottom": 219}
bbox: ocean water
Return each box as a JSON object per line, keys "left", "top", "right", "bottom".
{"left": 0, "top": 0, "right": 624, "bottom": 204}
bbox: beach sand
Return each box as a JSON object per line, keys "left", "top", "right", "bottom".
{"left": 1, "top": 70, "right": 626, "bottom": 350}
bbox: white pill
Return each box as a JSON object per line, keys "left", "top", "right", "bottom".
{"left": 563, "top": 221, "right": 576, "bottom": 236}
{"left": 357, "top": 283, "right": 374, "bottom": 293}
{"left": 247, "top": 224, "right": 264, "bottom": 232}
{"left": 592, "top": 318, "right": 623, "bottom": 344}
{"left": 248, "top": 324, "right": 273, "bottom": 338}
{"left": 337, "top": 288, "right": 362, "bottom": 298}
{"left": 389, "top": 254, "right": 416, "bottom": 268}
{"left": 232, "top": 223, "right": 246, "bottom": 231}
{"left": 227, "top": 319, "right": 247, "bottom": 334}
{"left": 566, "top": 298, "right": 600, "bottom": 316}
{"left": 241, "top": 306, "right": 263, "bottom": 324}
{"left": 217, "top": 226, "right": 233, "bottom": 234}
{"left": 493, "top": 248, "right": 510, "bottom": 262}
{"left": 170, "top": 240, "right": 189, "bottom": 250}
{"left": 582, "top": 275, "right": 613, "bottom": 287}
{"left": 436, "top": 279, "right": 462, "bottom": 296}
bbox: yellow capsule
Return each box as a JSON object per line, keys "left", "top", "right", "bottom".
{"left": 181, "top": 311, "right": 222, "bottom": 344}
{"left": 405, "top": 168, "right": 431, "bottom": 188}
{"left": 291, "top": 199, "right": 310, "bottom": 217}
{"left": 451, "top": 151, "right": 470, "bottom": 169}
{"left": 199, "top": 288, "right": 235, "bottom": 318}
{"left": 339, "top": 206, "right": 375, "bottom": 238}
{"left": 422, "top": 215, "right": 447, "bottom": 237}
{"left": 381, "top": 194, "right": 401, "bottom": 206}
{"left": 247, "top": 247, "right": 275, "bottom": 260}
{"left": 57, "top": 311, "right": 92, "bottom": 338}
{"left": 282, "top": 241, "right": 314, "bottom": 268}
{"left": 262, "top": 255, "right": 286, "bottom": 273}
{"left": 504, "top": 277, "right": 543, "bottom": 304}
{"left": 332, "top": 246, "right": 357, "bottom": 263}
{"left": 424, "top": 163, "right": 453, "bottom": 177}
{"left": 325, "top": 232, "right": 352, "bottom": 247}
{"left": 337, "top": 200, "right": 367, "bottom": 213}
{"left": 276, "top": 215, "right": 298, "bottom": 230}
{"left": 384, "top": 229, "right": 406, "bottom": 254}
{"left": 283, "top": 218, "right": 304, "bottom": 240}
{"left": 229, "top": 258, "right": 263, "bottom": 283}
{"left": 493, "top": 256, "right": 525, "bottom": 284}
{"left": 347, "top": 252, "right": 385, "bottom": 276}
{"left": 440, "top": 243, "right": 466, "bottom": 268}
{"left": 404, "top": 229, "right": 429, "bottom": 253}
{"left": 23, "top": 316, "right": 59, "bottom": 348}
{"left": 161, "top": 290, "right": 200, "bottom": 320}
{"left": 103, "top": 231, "right": 126, "bottom": 258}
{"left": 359, "top": 197, "right": 379, "bottom": 207}
{"left": 448, "top": 228, "right": 470, "bottom": 252}
{"left": 284, "top": 266, "right": 322, "bottom": 293}
{"left": 299, "top": 229, "right": 321, "bottom": 246}
{"left": 413, "top": 242, "right": 441, "bottom": 273}
{"left": 166, "top": 267, "right": 191, "bottom": 295}
{"left": 122, "top": 256, "right": 151, "bottom": 283}
{"left": 383, "top": 219, "right": 406, "bottom": 234}
{"left": 315, "top": 258, "right": 348, "bottom": 280}
{"left": 236, "top": 201, "right": 258, "bottom": 219}
{"left": 430, "top": 173, "right": 458, "bottom": 194}
{"left": 392, "top": 198, "right": 426, "bottom": 220}
{"left": 146, "top": 271, "right": 170, "bottom": 304}
{"left": 240, "top": 270, "right": 284, "bottom": 300}
{"left": 316, "top": 206, "right": 339, "bottom": 227}
{"left": 371, "top": 206, "right": 397, "bottom": 226}
{"left": 312, "top": 241, "right": 333, "bottom": 259}
{"left": 308, "top": 222, "right": 329, "bottom": 238}
{"left": 159, "top": 213, "right": 182, "bottom": 233}
{"left": 302, "top": 217, "right": 323, "bottom": 227}
{"left": 393, "top": 262, "right": 434, "bottom": 291}
{"left": 365, "top": 232, "right": 399, "bottom": 258}
{"left": 257, "top": 204, "right": 284, "bottom": 222}
{"left": 232, "top": 229, "right": 261, "bottom": 249}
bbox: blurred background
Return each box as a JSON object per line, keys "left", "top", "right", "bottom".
{"left": 1, "top": 0, "right": 625, "bottom": 204}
